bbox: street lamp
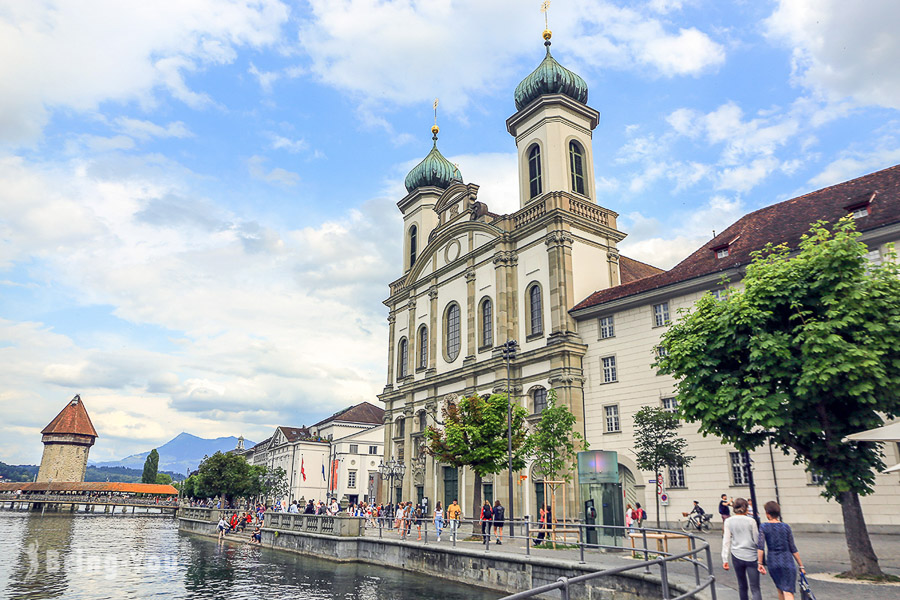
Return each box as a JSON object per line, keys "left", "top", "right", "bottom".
{"left": 378, "top": 458, "right": 406, "bottom": 507}
{"left": 501, "top": 339, "right": 518, "bottom": 537}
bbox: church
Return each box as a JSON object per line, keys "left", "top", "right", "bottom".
{"left": 378, "top": 27, "right": 900, "bottom": 529}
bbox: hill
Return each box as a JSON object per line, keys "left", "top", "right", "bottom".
{"left": 91, "top": 432, "right": 252, "bottom": 475}
{"left": 0, "top": 462, "right": 182, "bottom": 483}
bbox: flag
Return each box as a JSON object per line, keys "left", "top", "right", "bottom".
{"left": 301, "top": 457, "right": 306, "bottom": 482}
{"left": 322, "top": 464, "right": 326, "bottom": 481}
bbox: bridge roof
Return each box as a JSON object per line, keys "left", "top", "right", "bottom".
{"left": 0, "top": 482, "right": 178, "bottom": 495}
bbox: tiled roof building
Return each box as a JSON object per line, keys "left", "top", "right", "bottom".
{"left": 36, "top": 395, "right": 98, "bottom": 483}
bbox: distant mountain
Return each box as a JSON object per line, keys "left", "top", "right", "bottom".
{"left": 92, "top": 432, "right": 252, "bottom": 476}
{"left": 0, "top": 463, "right": 182, "bottom": 483}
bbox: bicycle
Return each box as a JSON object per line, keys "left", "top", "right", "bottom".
{"left": 680, "top": 511, "right": 712, "bottom": 533}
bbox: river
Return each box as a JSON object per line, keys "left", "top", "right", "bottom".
{"left": 0, "top": 512, "right": 502, "bottom": 599}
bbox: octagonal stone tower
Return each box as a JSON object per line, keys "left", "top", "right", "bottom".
{"left": 36, "top": 395, "right": 98, "bottom": 483}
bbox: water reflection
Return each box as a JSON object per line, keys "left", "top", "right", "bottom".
{"left": 0, "top": 514, "right": 501, "bottom": 600}
{"left": 8, "top": 515, "right": 75, "bottom": 600}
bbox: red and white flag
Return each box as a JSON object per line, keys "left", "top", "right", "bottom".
{"left": 301, "top": 457, "right": 307, "bottom": 481}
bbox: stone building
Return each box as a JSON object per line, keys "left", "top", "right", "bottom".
{"left": 378, "top": 26, "right": 900, "bottom": 528}
{"left": 36, "top": 395, "right": 98, "bottom": 483}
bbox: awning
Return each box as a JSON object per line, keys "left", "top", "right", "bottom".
{"left": 842, "top": 421, "right": 900, "bottom": 443}
{"left": 884, "top": 463, "right": 900, "bottom": 474}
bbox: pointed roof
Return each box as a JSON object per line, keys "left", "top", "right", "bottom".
{"left": 41, "top": 395, "right": 98, "bottom": 438}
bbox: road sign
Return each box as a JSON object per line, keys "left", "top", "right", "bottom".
{"left": 648, "top": 479, "right": 656, "bottom": 484}
{"left": 660, "top": 493, "right": 669, "bottom": 506}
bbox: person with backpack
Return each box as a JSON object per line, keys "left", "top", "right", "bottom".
{"left": 480, "top": 500, "right": 493, "bottom": 543}
{"left": 492, "top": 500, "right": 505, "bottom": 544}
{"left": 634, "top": 503, "right": 645, "bottom": 528}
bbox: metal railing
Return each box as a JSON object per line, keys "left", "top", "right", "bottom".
{"left": 365, "top": 514, "right": 715, "bottom": 600}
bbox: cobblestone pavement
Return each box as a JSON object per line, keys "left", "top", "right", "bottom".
{"left": 362, "top": 523, "right": 900, "bottom": 600}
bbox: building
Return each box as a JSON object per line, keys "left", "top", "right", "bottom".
{"left": 378, "top": 26, "right": 900, "bottom": 528}
{"left": 243, "top": 402, "right": 384, "bottom": 506}
{"left": 572, "top": 169, "right": 900, "bottom": 528}
{"left": 36, "top": 395, "right": 98, "bottom": 483}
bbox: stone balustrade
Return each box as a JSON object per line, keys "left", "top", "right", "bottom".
{"left": 265, "top": 512, "right": 364, "bottom": 537}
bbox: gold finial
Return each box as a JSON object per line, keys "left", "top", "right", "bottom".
{"left": 541, "top": 1, "right": 552, "bottom": 41}
{"left": 432, "top": 98, "right": 440, "bottom": 139}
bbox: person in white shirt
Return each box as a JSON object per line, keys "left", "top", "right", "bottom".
{"left": 217, "top": 517, "right": 227, "bottom": 539}
{"left": 722, "top": 497, "right": 761, "bottom": 600}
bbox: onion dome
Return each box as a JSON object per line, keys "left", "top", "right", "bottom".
{"left": 514, "top": 31, "right": 588, "bottom": 111}
{"left": 404, "top": 125, "right": 463, "bottom": 193}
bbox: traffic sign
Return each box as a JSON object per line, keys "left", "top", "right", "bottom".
{"left": 660, "top": 493, "right": 669, "bottom": 506}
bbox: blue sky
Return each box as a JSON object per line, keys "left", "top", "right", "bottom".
{"left": 2, "top": 0, "right": 899, "bottom": 464}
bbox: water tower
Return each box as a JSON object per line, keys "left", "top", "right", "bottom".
{"left": 36, "top": 395, "right": 98, "bottom": 483}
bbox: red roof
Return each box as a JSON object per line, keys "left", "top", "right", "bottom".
{"left": 313, "top": 401, "right": 385, "bottom": 428}
{"left": 619, "top": 255, "right": 664, "bottom": 284}
{"left": 41, "top": 395, "right": 98, "bottom": 438}
{"left": 0, "top": 482, "right": 177, "bottom": 495}
{"left": 573, "top": 164, "right": 900, "bottom": 312}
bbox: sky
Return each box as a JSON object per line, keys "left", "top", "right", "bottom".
{"left": 2, "top": 0, "right": 900, "bottom": 464}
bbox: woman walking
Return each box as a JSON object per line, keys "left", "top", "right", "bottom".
{"left": 723, "top": 498, "right": 761, "bottom": 600}
{"left": 492, "top": 500, "right": 505, "bottom": 545}
{"left": 757, "top": 501, "right": 806, "bottom": 600}
{"left": 433, "top": 501, "right": 444, "bottom": 542}
{"left": 480, "top": 500, "right": 493, "bottom": 543}
{"left": 534, "top": 503, "right": 547, "bottom": 546}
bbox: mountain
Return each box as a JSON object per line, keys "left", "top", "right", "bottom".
{"left": 91, "top": 432, "right": 252, "bottom": 476}
{"left": 0, "top": 463, "right": 182, "bottom": 483}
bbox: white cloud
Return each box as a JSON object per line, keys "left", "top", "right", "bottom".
{"left": 249, "top": 62, "right": 281, "bottom": 93}
{"left": 0, "top": 0, "right": 290, "bottom": 143}
{"left": 267, "top": 132, "right": 308, "bottom": 153}
{"left": 765, "top": 0, "right": 900, "bottom": 109}
{"left": 114, "top": 118, "right": 193, "bottom": 141}
{"left": 247, "top": 155, "right": 300, "bottom": 186}
{"left": 808, "top": 134, "right": 900, "bottom": 188}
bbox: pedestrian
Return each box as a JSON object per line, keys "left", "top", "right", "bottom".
{"left": 722, "top": 498, "right": 762, "bottom": 600}
{"left": 433, "top": 501, "right": 444, "bottom": 542}
{"left": 217, "top": 516, "right": 228, "bottom": 539}
{"left": 757, "top": 501, "right": 806, "bottom": 600}
{"left": 480, "top": 500, "right": 493, "bottom": 543}
{"left": 446, "top": 499, "right": 462, "bottom": 541}
{"left": 719, "top": 494, "right": 733, "bottom": 522}
{"left": 625, "top": 503, "right": 634, "bottom": 533}
{"left": 415, "top": 503, "right": 424, "bottom": 540}
{"left": 492, "top": 500, "right": 505, "bottom": 545}
{"left": 534, "top": 503, "right": 547, "bottom": 546}
{"left": 634, "top": 503, "right": 645, "bottom": 528}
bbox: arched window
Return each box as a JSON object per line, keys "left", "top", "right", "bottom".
{"left": 418, "top": 410, "right": 427, "bottom": 432}
{"left": 480, "top": 297, "right": 493, "bottom": 349}
{"left": 418, "top": 325, "right": 428, "bottom": 369}
{"left": 398, "top": 337, "right": 409, "bottom": 378}
{"left": 528, "top": 283, "right": 543, "bottom": 337}
{"left": 409, "top": 225, "right": 418, "bottom": 268}
{"left": 445, "top": 302, "right": 461, "bottom": 362}
{"left": 396, "top": 417, "right": 405, "bottom": 438}
{"left": 533, "top": 387, "right": 548, "bottom": 414}
{"left": 568, "top": 141, "right": 586, "bottom": 195}
{"left": 528, "top": 144, "right": 542, "bottom": 198}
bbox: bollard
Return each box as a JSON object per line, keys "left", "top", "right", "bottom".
{"left": 525, "top": 519, "right": 530, "bottom": 556}
{"left": 641, "top": 528, "right": 650, "bottom": 573}
{"left": 424, "top": 520, "right": 428, "bottom": 545}
{"left": 578, "top": 525, "right": 585, "bottom": 564}
{"left": 660, "top": 558, "right": 671, "bottom": 600}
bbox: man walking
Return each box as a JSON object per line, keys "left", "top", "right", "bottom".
{"left": 446, "top": 499, "right": 462, "bottom": 542}
{"left": 719, "top": 494, "right": 732, "bottom": 522}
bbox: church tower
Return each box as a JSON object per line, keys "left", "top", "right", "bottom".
{"left": 508, "top": 29, "right": 599, "bottom": 209}
{"left": 36, "top": 395, "right": 98, "bottom": 483}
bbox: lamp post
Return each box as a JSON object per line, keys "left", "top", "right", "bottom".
{"left": 378, "top": 458, "right": 406, "bottom": 508}
{"left": 502, "top": 339, "right": 518, "bottom": 537}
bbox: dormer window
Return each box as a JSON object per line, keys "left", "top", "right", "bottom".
{"left": 716, "top": 247, "right": 729, "bottom": 258}
{"left": 844, "top": 191, "right": 876, "bottom": 220}
{"left": 849, "top": 205, "right": 869, "bottom": 219}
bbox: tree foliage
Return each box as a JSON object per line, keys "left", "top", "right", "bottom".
{"left": 658, "top": 219, "right": 900, "bottom": 577}
{"left": 425, "top": 393, "right": 529, "bottom": 523}
{"left": 155, "top": 472, "right": 173, "bottom": 485}
{"left": 527, "top": 390, "right": 588, "bottom": 482}
{"left": 632, "top": 406, "right": 693, "bottom": 527}
{"left": 141, "top": 449, "right": 159, "bottom": 484}
{"left": 193, "top": 451, "right": 265, "bottom": 502}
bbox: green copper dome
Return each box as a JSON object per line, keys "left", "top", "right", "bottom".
{"left": 514, "top": 41, "right": 588, "bottom": 111}
{"left": 404, "top": 130, "right": 463, "bottom": 193}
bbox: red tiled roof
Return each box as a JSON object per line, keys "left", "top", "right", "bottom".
{"left": 0, "top": 482, "right": 177, "bottom": 495}
{"left": 573, "top": 164, "right": 900, "bottom": 312}
{"left": 619, "top": 255, "right": 664, "bottom": 283}
{"left": 313, "top": 401, "right": 385, "bottom": 428}
{"left": 278, "top": 426, "right": 314, "bottom": 442}
{"left": 41, "top": 395, "right": 98, "bottom": 438}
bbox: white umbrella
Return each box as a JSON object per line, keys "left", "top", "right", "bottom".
{"left": 842, "top": 421, "right": 900, "bottom": 443}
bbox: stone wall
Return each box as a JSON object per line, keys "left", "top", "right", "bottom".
{"left": 36, "top": 439, "right": 90, "bottom": 482}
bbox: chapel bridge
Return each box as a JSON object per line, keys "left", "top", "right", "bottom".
{"left": 0, "top": 481, "right": 179, "bottom": 515}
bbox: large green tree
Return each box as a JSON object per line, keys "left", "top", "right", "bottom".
{"left": 658, "top": 219, "right": 900, "bottom": 578}
{"left": 425, "top": 393, "right": 528, "bottom": 532}
{"left": 141, "top": 449, "right": 159, "bottom": 484}
{"left": 632, "top": 406, "right": 693, "bottom": 528}
{"left": 194, "top": 451, "right": 265, "bottom": 504}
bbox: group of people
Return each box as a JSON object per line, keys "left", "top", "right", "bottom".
{"left": 720, "top": 497, "right": 806, "bottom": 600}
{"left": 216, "top": 511, "right": 262, "bottom": 544}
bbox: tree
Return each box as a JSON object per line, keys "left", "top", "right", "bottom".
{"left": 528, "top": 389, "right": 589, "bottom": 482}
{"left": 425, "top": 393, "right": 529, "bottom": 533}
{"left": 632, "top": 406, "right": 693, "bottom": 528}
{"left": 260, "top": 466, "right": 289, "bottom": 502}
{"left": 155, "top": 472, "right": 173, "bottom": 485}
{"left": 194, "top": 451, "right": 264, "bottom": 504}
{"left": 658, "top": 219, "right": 900, "bottom": 578}
{"left": 141, "top": 449, "right": 159, "bottom": 484}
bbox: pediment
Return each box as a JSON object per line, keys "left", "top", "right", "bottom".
{"left": 405, "top": 219, "right": 502, "bottom": 286}
{"left": 434, "top": 183, "right": 480, "bottom": 227}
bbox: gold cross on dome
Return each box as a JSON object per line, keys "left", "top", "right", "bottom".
{"left": 541, "top": 1, "right": 551, "bottom": 28}
{"left": 433, "top": 98, "right": 439, "bottom": 126}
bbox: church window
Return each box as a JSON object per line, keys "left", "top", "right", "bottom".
{"left": 418, "top": 325, "right": 428, "bottom": 369}
{"left": 528, "top": 144, "right": 542, "bottom": 198}
{"left": 398, "top": 338, "right": 409, "bottom": 378}
{"left": 533, "top": 387, "right": 548, "bottom": 414}
{"left": 527, "top": 283, "right": 543, "bottom": 337}
{"left": 480, "top": 297, "right": 493, "bottom": 349}
{"left": 409, "top": 225, "right": 418, "bottom": 268}
{"left": 445, "top": 302, "right": 461, "bottom": 362}
{"left": 568, "top": 141, "right": 586, "bottom": 196}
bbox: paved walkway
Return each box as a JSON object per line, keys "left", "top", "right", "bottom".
{"left": 361, "top": 523, "right": 900, "bottom": 600}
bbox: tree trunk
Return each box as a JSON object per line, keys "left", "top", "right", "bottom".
{"left": 471, "top": 472, "right": 483, "bottom": 536}
{"left": 838, "top": 490, "right": 884, "bottom": 578}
